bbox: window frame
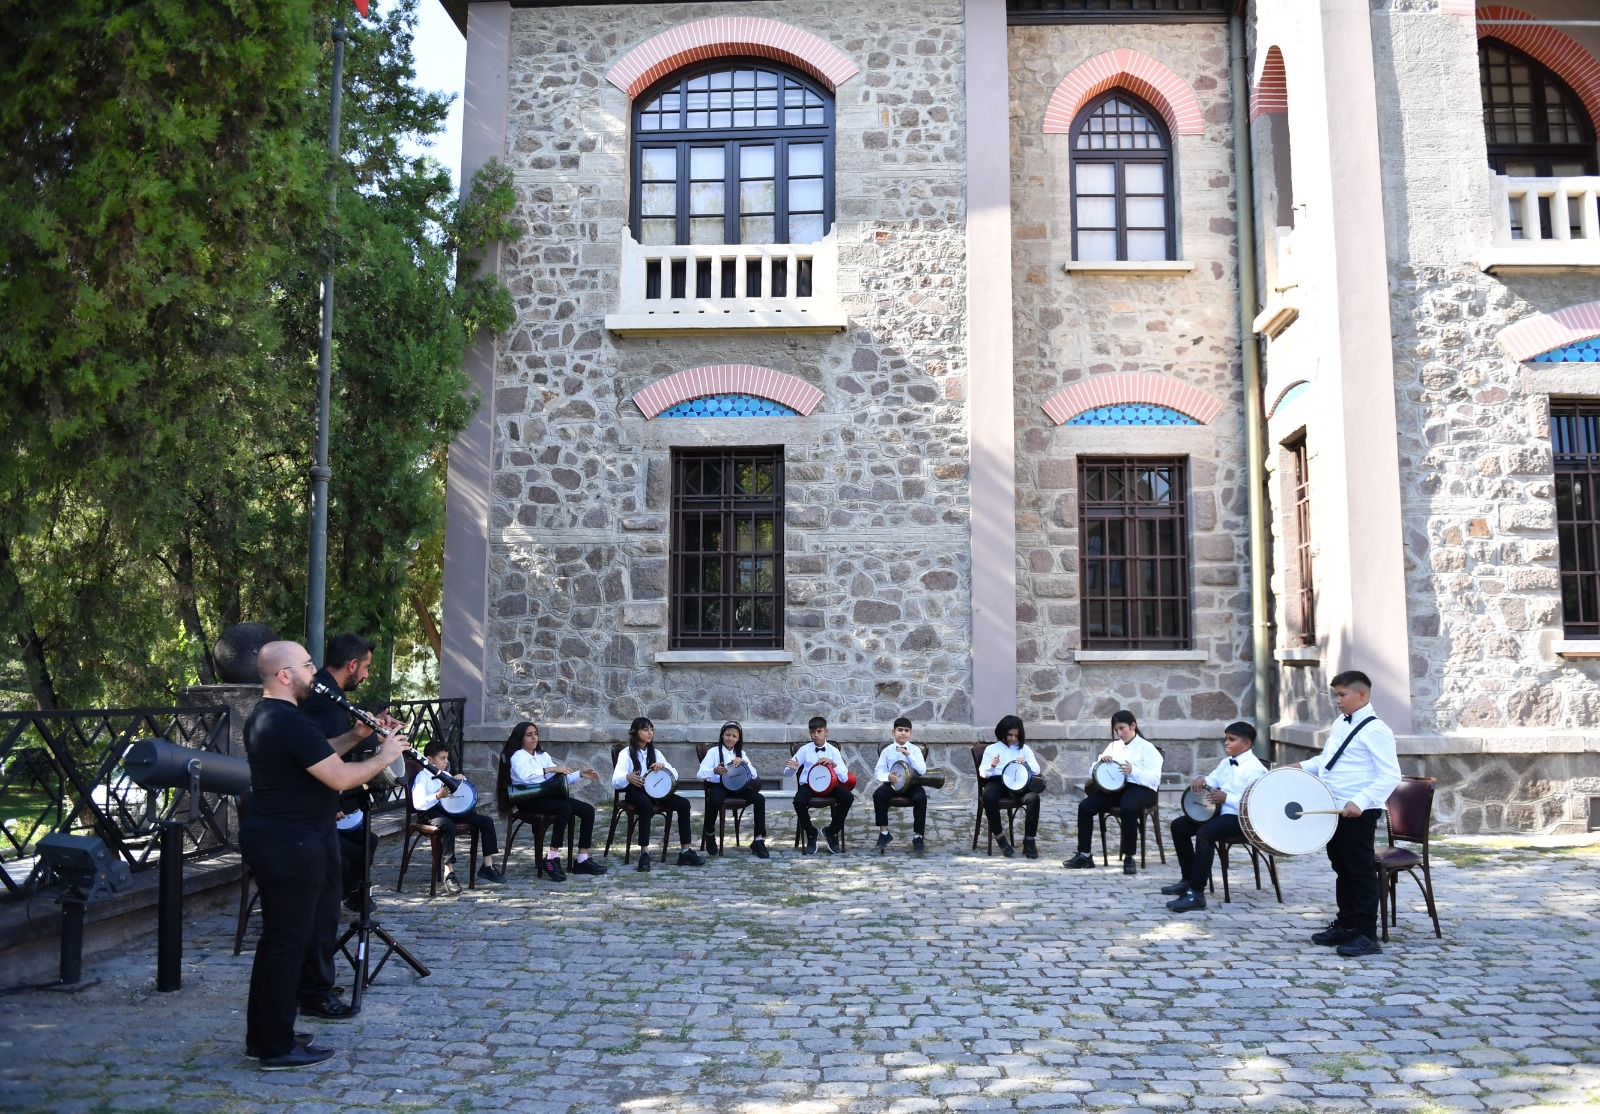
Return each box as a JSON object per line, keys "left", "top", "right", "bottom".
{"left": 669, "top": 447, "right": 786, "bottom": 650}
{"left": 1068, "top": 90, "right": 1178, "bottom": 263}
{"left": 1283, "top": 434, "right": 1315, "bottom": 647}
{"left": 630, "top": 60, "right": 835, "bottom": 248}
{"left": 1552, "top": 400, "right": 1600, "bottom": 638}
{"left": 1078, "top": 456, "right": 1192, "bottom": 650}
{"left": 1479, "top": 37, "right": 1598, "bottom": 178}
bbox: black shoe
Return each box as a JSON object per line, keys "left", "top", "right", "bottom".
{"left": 299, "top": 995, "right": 358, "bottom": 1021}
{"left": 477, "top": 865, "right": 505, "bottom": 884}
{"left": 442, "top": 872, "right": 462, "bottom": 895}
{"left": 539, "top": 858, "right": 566, "bottom": 882}
{"left": 1336, "top": 934, "right": 1383, "bottom": 958}
{"left": 997, "top": 836, "right": 1014, "bottom": 859}
{"left": 1063, "top": 852, "right": 1095, "bottom": 869}
{"left": 677, "top": 848, "right": 706, "bottom": 867}
{"left": 1167, "top": 889, "right": 1206, "bottom": 913}
{"left": 1122, "top": 855, "right": 1137, "bottom": 876}
{"left": 572, "top": 857, "right": 607, "bottom": 876}
{"left": 636, "top": 851, "right": 651, "bottom": 873}
{"left": 803, "top": 832, "right": 817, "bottom": 856}
{"left": 1023, "top": 838, "right": 1038, "bottom": 860}
{"left": 751, "top": 839, "right": 770, "bottom": 860}
{"left": 1311, "top": 923, "right": 1359, "bottom": 947}
{"left": 823, "top": 829, "right": 843, "bottom": 855}
{"left": 876, "top": 831, "right": 892, "bottom": 854}
{"left": 259, "top": 1045, "right": 336, "bottom": 1070}
{"left": 246, "top": 1032, "right": 315, "bottom": 1058}
{"left": 911, "top": 836, "right": 925, "bottom": 858}
{"left": 1159, "top": 880, "right": 1191, "bottom": 896}
{"left": 703, "top": 834, "right": 719, "bottom": 855}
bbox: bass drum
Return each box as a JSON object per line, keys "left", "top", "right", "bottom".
{"left": 1238, "top": 768, "right": 1337, "bottom": 856}
{"left": 643, "top": 768, "right": 677, "bottom": 800}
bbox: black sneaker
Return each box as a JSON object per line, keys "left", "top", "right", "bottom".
{"left": 1167, "top": 889, "right": 1206, "bottom": 913}
{"left": 1062, "top": 852, "right": 1095, "bottom": 869}
{"left": 677, "top": 848, "right": 706, "bottom": 867}
{"left": 911, "top": 836, "right": 925, "bottom": 858}
{"left": 823, "top": 829, "right": 843, "bottom": 855}
{"left": 1336, "top": 934, "right": 1383, "bottom": 958}
{"left": 1311, "top": 923, "right": 1358, "bottom": 946}
{"left": 875, "top": 832, "right": 892, "bottom": 854}
{"left": 299, "top": 994, "right": 358, "bottom": 1021}
{"left": 478, "top": 864, "right": 505, "bottom": 884}
{"left": 636, "top": 851, "right": 651, "bottom": 873}
{"left": 258, "top": 1045, "right": 335, "bottom": 1070}
{"left": 540, "top": 858, "right": 566, "bottom": 883}
{"left": 803, "top": 832, "right": 818, "bottom": 856}
{"left": 572, "top": 858, "right": 607, "bottom": 875}
{"left": 1023, "top": 838, "right": 1038, "bottom": 860}
{"left": 442, "top": 872, "right": 462, "bottom": 895}
{"left": 997, "top": 836, "right": 1014, "bottom": 859}
{"left": 245, "top": 1032, "right": 315, "bottom": 1059}
{"left": 1122, "top": 855, "right": 1137, "bottom": 876}
{"left": 751, "top": 839, "right": 770, "bottom": 860}
{"left": 703, "top": 834, "right": 719, "bottom": 855}
{"left": 1159, "top": 880, "right": 1191, "bottom": 896}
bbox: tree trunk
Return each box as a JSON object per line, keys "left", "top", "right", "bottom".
{"left": 173, "top": 539, "right": 217, "bottom": 684}
{"left": 410, "top": 591, "right": 442, "bottom": 659}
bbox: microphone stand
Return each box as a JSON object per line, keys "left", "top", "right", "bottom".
{"left": 336, "top": 788, "right": 429, "bottom": 1003}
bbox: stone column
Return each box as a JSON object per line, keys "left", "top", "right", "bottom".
{"left": 177, "top": 684, "right": 262, "bottom": 757}
{"left": 965, "top": 0, "right": 1019, "bottom": 729}
{"left": 441, "top": 2, "right": 512, "bottom": 728}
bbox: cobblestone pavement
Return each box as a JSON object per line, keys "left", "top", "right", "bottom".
{"left": 2, "top": 803, "right": 1597, "bottom": 1114}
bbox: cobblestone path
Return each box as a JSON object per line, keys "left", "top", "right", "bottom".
{"left": 2, "top": 805, "right": 1597, "bottom": 1113}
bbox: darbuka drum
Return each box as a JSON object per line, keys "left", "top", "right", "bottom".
{"left": 643, "top": 768, "right": 677, "bottom": 800}
{"left": 1181, "top": 787, "right": 1217, "bottom": 823}
{"left": 508, "top": 777, "right": 569, "bottom": 804}
{"left": 888, "top": 761, "right": 947, "bottom": 792}
{"left": 1001, "top": 760, "right": 1032, "bottom": 792}
{"left": 1238, "top": 768, "right": 1337, "bottom": 856}
{"left": 436, "top": 779, "right": 479, "bottom": 815}
{"left": 1091, "top": 759, "right": 1127, "bottom": 795}
{"left": 721, "top": 762, "right": 753, "bottom": 792}
{"left": 806, "top": 765, "right": 856, "bottom": 794}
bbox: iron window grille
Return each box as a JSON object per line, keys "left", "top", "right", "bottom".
{"left": 1553, "top": 401, "right": 1600, "bottom": 637}
{"left": 1079, "top": 457, "right": 1191, "bottom": 649}
{"left": 1069, "top": 91, "right": 1177, "bottom": 262}
{"left": 1008, "top": 0, "right": 1231, "bottom": 21}
{"left": 670, "top": 448, "right": 785, "bottom": 649}
{"left": 1286, "top": 435, "right": 1316, "bottom": 646}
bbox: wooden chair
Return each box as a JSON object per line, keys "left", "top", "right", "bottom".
{"left": 601, "top": 742, "right": 673, "bottom": 865}
{"left": 876, "top": 740, "right": 935, "bottom": 840}
{"left": 1209, "top": 829, "right": 1283, "bottom": 903}
{"left": 396, "top": 757, "right": 478, "bottom": 895}
{"left": 1096, "top": 748, "right": 1166, "bottom": 868}
{"left": 501, "top": 804, "right": 576, "bottom": 876}
{"left": 696, "top": 742, "right": 752, "bottom": 854}
{"left": 970, "top": 741, "right": 1026, "bottom": 854}
{"left": 1375, "top": 775, "right": 1441, "bottom": 941}
{"left": 790, "top": 740, "right": 849, "bottom": 850}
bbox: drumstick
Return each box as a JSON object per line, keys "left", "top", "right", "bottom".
{"left": 1283, "top": 803, "right": 1343, "bottom": 819}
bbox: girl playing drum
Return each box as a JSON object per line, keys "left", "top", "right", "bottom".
{"left": 978, "top": 714, "right": 1044, "bottom": 858}
{"left": 496, "top": 722, "right": 608, "bottom": 881}
{"left": 610, "top": 717, "right": 704, "bottom": 872}
{"left": 696, "top": 721, "right": 769, "bottom": 859}
{"left": 1063, "top": 709, "right": 1163, "bottom": 875}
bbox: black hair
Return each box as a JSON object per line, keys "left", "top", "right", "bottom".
{"left": 496, "top": 722, "right": 538, "bottom": 810}
{"left": 1330, "top": 670, "right": 1372, "bottom": 692}
{"left": 1223, "top": 720, "right": 1257, "bottom": 743}
{"left": 325, "top": 632, "right": 373, "bottom": 673}
{"left": 1110, "top": 709, "right": 1139, "bottom": 734}
{"left": 424, "top": 739, "right": 451, "bottom": 759}
{"left": 994, "top": 714, "right": 1025, "bottom": 744}
{"left": 628, "top": 716, "right": 657, "bottom": 771}
{"left": 808, "top": 715, "right": 827, "bottom": 732}
{"left": 893, "top": 716, "right": 913, "bottom": 731}
{"left": 718, "top": 721, "right": 744, "bottom": 758}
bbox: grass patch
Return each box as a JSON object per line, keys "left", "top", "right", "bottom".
{"left": 779, "top": 892, "right": 824, "bottom": 906}
{"left": 1313, "top": 1052, "right": 1369, "bottom": 1082}
{"left": 760, "top": 1049, "right": 783, "bottom": 1067}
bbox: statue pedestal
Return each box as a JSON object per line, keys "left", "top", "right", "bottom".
{"left": 179, "top": 684, "right": 261, "bottom": 757}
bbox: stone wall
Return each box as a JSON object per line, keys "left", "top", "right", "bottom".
{"left": 488, "top": 0, "right": 974, "bottom": 733}
{"left": 1008, "top": 22, "right": 1255, "bottom": 730}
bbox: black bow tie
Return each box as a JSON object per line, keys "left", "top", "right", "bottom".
{"left": 1228, "top": 758, "right": 1238, "bottom": 766}
{"left": 1342, "top": 714, "right": 1352, "bottom": 722}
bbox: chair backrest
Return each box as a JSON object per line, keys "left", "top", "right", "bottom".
{"left": 1386, "top": 775, "right": 1435, "bottom": 844}
{"left": 969, "top": 740, "right": 986, "bottom": 774}
{"left": 695, "top": 742, "right": 712, "bottom": 762}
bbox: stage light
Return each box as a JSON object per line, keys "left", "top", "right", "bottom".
{"left": 124, "top": 738, "right": 251, "bottom": 796}
{"left": 37, "top": 833, "right": 131, "bottom": 903}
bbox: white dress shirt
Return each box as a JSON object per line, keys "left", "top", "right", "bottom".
{"left": 792, "top": 742, "right": 848, "bottom": 783}
{"left": 979, "top": 741, "right": 1040, "bottom": 780}
{"left": 874, "top": 742, "right": 927, "bottom": 782}
{"left": 510, "top": 748, "right": 579, "bottom": 790}
{"left": 696, "top": 745, "right": 760, "bottom": 784}
{"left": 611, "top": 746, "right": 678, "bottom": 790}
{"left": 411, "top": 767, "right": 464, "bottom": 811}
{"left": 1199, "top": 750, "right": 1267, "bottom": 817}
{"left": 1302, "top": 708, "right": 1401, "bottom": 812}
{"left": 1096, "top": 735, "right": 1163, "bottom": 791}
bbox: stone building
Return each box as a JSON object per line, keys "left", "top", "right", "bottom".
{"left": 438, "top": 0, "right": 1600, "bottom": 833}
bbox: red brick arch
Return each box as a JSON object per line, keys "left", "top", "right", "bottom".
{"left": 1477, "top": 5, "right": 1600, "bottom": 132}
{"left": 1042, "top": 49, "right": 1205, "bottom": 138}
{"left": 1040, "top": 373, "right": 1222, "bottom": 426}
{"left": 1497, "top": 301, "right": 1600, "bottom": 362}
{"left": 632, "top": 365, "right": 823, "bottom": 419}
{"left": 606, "top": 17, "right": 860, "bottom": 99}
{"left": 1251, "top": 45, "right": 1288, "bottom": 122}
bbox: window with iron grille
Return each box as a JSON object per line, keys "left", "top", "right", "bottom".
{"left": 1008, "top": 0, "right": 1231, "bottom": 21}
{"left": 1552, "top": 401, "right": 1600, "bottom": 637}
{"left": 1286, "top": 435, "right": 1316, "bottom": 646}
{"left": 1069, "top": 91, "right": 1177, "bottom": 262}
{"left": 1079, "top": 458, "right": 1191, "bottom": 649}
{"left": 670, "top": 448, "right": 785, "bottom": 649}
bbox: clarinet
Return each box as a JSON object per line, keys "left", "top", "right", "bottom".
{"left": 310, "top": 680, "right": 460, "bottom": 792}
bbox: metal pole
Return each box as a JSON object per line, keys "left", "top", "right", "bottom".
{"left": 1229, "top": 14, "right": 1275, "bottom": 758}
{"left": 307, "top": 18, "right": 347, "bottom": 668}
{"left": 156, "top": 822, "right": 184, "bottom": 991}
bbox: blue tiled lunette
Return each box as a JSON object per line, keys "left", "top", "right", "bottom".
{"left": 1529, "top": 337, "right": 1600, "bottom": 363}
{"left": 659, "top": 394, "right": 798, "bottom": 418}
{"left": 1066, "top": 403, "right": 1199, "bottom": 426}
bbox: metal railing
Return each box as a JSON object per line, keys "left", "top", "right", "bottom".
{"left": 1485, "top": 174, "right": 1600, "bottom": 269}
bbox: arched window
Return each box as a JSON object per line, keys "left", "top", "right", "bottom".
{"left": 1479, "top": 37, "right": 1596, "bottom": 178}
{"left": 1069, "top": 91, "right": 1176, "bottom": 262}
{"left": 632, "top": 63, "right": 834, "bottom": 247}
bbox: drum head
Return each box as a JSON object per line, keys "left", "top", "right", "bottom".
{"left": 722, "top": 763, "right": 751, "bottom": 791}
{"left": 1002, "top": 761, "right": 1031, "bottom": 792}
{"left": 806, "top": 764, "right": 834, "bottom": 794}
{"left": 1240, "top": 768, "right": 1336, "bottom": 855}
{"left": 1092, "top": 760, "right": 1127, "bottom": 793}
{"left": 1181, "top": 787, "right": 1215, "bottom": 823}
{"left": 643, "top": 768, "right": 674, "bottom": 799}
{"left": 886, "top": 761, "right": 909, "bottom": 791}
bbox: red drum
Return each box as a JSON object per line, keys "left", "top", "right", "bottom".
{"left": 805, "top": 764, "right": 855, "bottom": 794}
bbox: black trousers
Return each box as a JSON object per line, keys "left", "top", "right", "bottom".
{"left": 336, "top": 825, "right": 375, "bottom": 898}
{"left": 241, "top": 823, "right": 338, "bottom": 1058}
{"left": 793, "top": 785, "right": 853, "bottom": 835}
{"left": 422, "top": 806, "right": 499, "bottom": 863}
{"left": 1326, "top": 808, "right": 1382, "bottom": 937}
{"left": 705, "top": 781, "right": 767, "bottom": 839}
{"left": 1076, "top": 784, "right": 1159, "bottom": 856}
{"left": 519, "top": 797, "right": 597, "bottom": 849}
{"left": 1171, "top": 812, "right": 1242, "bottom": 888}
{"left": 624, "top": 786, "right": 693, "bottom": 847}
{"left": 982, "top": 777, "right": 1041, "bottom": 839}
{"left": 874, "top": 782, "right": 927, "bottom": 833}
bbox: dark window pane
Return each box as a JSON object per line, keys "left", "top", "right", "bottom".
{"left": 1078, "top": 458, "right": 1190, "bottom": 649}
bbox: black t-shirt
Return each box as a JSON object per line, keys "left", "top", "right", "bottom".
{"left": 242, "top": 697, "right": 338, "bottom": 832}
{"left": 300, "top": 668, "right": 352, "bottom": 742}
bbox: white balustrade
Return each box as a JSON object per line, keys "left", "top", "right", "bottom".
{"left": 1483, "top": 175, "right": 1600, "bottom": 271}
{"left": 605, "top": 231, "right": 847, "bottom": 334}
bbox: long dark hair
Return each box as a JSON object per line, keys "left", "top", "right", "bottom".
{"left": 1110, "top": 709, "right": 1139, "bottom": 738}
{"left": 718, "top": 721, "right": 744, "bottom": 759}
{"left": 496, "top": 721, "right": 539, "bottom": 810}
{"left": 995, "top": 714, "right": 1026, "bottom": 745}
{"left": 628, "top": 716, "right": 657, "bottom": 770}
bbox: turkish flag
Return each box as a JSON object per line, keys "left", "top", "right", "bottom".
{"left": 352, "top": 0, "right": 369, "bottom": 15}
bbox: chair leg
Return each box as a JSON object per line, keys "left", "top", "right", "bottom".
{"left": 972, "top": 802, "right": 983, "bottom": 851}
{"left": 1219, "top": 843, "right": 1232, "bottom": 903}
{"left": 467, "top": 828, "right": 480, "bottom": 888}
{"left": 603, "top": 804, "right": 622, "bottom": 858}
{"left": 1098, "top": 813, "right": 1108, "bottom": 865}
{"left": 428, "top": 832, "right": 442, "bottom": 898}
{"left": 1418, "top": 861, "right": 1441, "bottom": 938}
{"left": 1151, "top": 807, "right": 1165, "bottom": 865}
{"left": 1265, "top": 853, "right": 1283, "bottom": 903}
{"left": 659, "top": 808, "right": 672, "bottom": 860}
{"left": 1248, "top": 845, "right": 1263, "bottom": 889}
{"left": 502, "top": 816, "right": 523, "bottom": 874}
{"left": 1378, "top": 866, "right": 1391, "bottom": 942}
{"left": 396, "top": 830, "right": 419, "bottom": 893}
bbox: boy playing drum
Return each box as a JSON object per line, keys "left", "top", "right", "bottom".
{"left": 1162, "top": 721, "right": 1266, "bottom": 912}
